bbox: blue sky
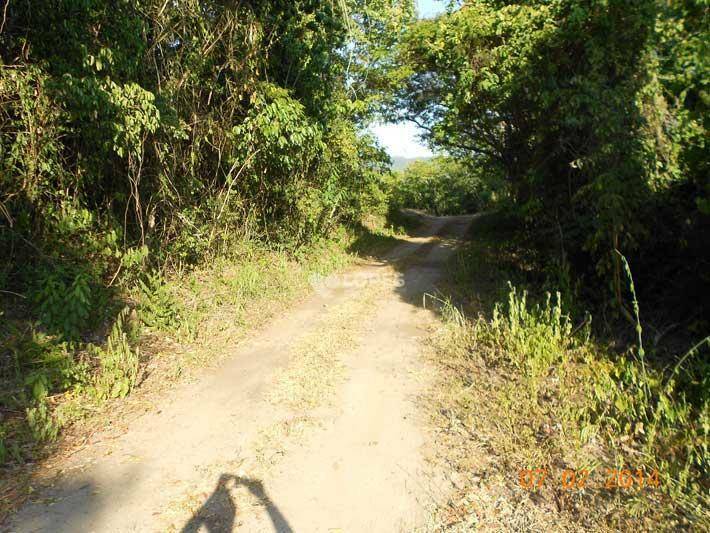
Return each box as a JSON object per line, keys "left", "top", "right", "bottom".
{"left": 370, "top": 1, "right": 449, "bottom": 159}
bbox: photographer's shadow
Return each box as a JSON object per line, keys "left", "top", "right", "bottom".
{"left": 182, "top": 474, "right": 292, "bottom": 533}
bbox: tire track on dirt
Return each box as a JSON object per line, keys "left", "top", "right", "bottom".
{"left": 6, "top": 214, "right": 474, "bottom": 533}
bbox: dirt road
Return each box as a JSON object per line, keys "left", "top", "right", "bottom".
{"left": 6, "top": 214, "right": 473, "bottom": 533}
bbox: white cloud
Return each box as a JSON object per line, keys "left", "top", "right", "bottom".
{"left": 370, "top": 122, "right": 433, "bottom": 159}
{"left": 417, "top": 0, "right": 449, "bottom": 19}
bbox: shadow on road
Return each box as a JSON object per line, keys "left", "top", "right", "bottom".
{"left": 5, "top": 210, "right": 476, "bottom": 532}
{"left": 346, "top": 210, "right": 480, "bottom": 314}
{"left": 182, "top": 474, "right": 292, "bottom": 533}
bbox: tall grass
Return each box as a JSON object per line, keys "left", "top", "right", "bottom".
{"left": 430, "top": 243, "right": 709, "bottom": 530}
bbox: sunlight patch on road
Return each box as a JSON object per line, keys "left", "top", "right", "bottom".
{"left": 254, "top": 273, "right": 389, "bottom": 468}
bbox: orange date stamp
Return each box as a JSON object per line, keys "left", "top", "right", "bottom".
{"left": 518, "top": 467, "right": 661, "bottom": 491}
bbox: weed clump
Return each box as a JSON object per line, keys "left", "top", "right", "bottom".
{"left": 429, "top": 241, "right": 709, "bottom": 530}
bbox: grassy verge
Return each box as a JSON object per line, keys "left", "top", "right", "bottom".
{"left": 427, "top": 214, "right": 709, "bottom": 531}
{"left": 0, "top": 218, "right": 406, "bottom": 520}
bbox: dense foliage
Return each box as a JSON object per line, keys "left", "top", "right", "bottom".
{"left": 387, "top": 156, "right": 500, "bottom": 215}
{"left": 394, "top": 2, "right": 709, "bottom": 526}
{"left": 0, "top": 1, "right": 707, "bottom": 525}
{"left": 397, "top": 0, "right": 709, "bottom": 320}
{"left": 1, "top": 1, "right": 414, "bottom": 281}
{"left": 0, "top": 0, "right": 414, "bottom": 464}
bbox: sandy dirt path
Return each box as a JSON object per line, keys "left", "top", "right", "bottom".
{"left": 5, "top": 214, "right": 473, "bottom": 533}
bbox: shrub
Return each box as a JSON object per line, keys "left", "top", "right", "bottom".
{"left": 388, "top": 156, "right": 501, "bottom": 215}
{"left": 434, "top": 280, "right": 709, "bottom": 526}
{"left": 91, "top": 308, "right": 140, "bottom": 401}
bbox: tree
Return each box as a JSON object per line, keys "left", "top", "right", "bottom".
{"left": 396, "top": 0, "right": 709, "bottom": 316}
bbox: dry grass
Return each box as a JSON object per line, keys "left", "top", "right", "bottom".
{"left": 0, "top": 230, "right": 364, "bottom": 522}
{"left": 268, "top": 282, "right": 380, "bottom": 410}
{"left": 160, "top": 268, "right": 388, "bottom": 529}
{"left": 421, "top": 227, "right": 709, "bottom": 532}
{"left": 423, "top": 317, "right": 603, "bottom": 532}
{"left": 255, "top": 278, "right": 385, "bottom": 467}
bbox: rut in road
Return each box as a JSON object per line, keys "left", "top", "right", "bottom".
{"left": 7, "top": 214, "right": 474, "bottom": 533}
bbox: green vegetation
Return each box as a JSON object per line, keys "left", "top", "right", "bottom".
{"left": 387, "top": 156, "right": 501, "bottom": 215}
{"left": 429, "top": 217, "right": 709, "bottom": 529}
{"left": 0, "top": 0, "right": 416, "bottom": 469}
{"left": 391, "top": 3, "right": 708, "bottom": 527}
{"left": 1, "top": 0, "right": 707, "bottom": 528}
{"left": 397, "top": 0, "right": 709, "bottom": 318}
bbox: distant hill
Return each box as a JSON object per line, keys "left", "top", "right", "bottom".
{"left": 390, "top": 156, "right": 431, "bottom": 171}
